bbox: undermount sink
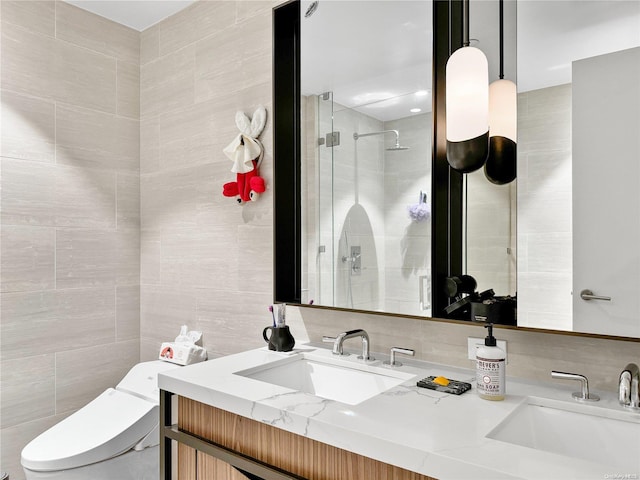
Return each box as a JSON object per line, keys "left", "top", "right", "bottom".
{"left": 234, "top": 352, "right": 415, "bottom": 405}
{"left": 487, "top": 396, "right": 640, "bottom": 471}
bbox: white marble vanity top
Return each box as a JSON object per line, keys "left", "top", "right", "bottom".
{"left": 158, "top": 345, "right": 640, "bottom": 480}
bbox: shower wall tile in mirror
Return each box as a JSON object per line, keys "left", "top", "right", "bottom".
{"left": 302, "top": 93, "right": 432, "bottom": 315}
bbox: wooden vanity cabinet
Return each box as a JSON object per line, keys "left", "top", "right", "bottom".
{"left": 162, "top": 392, "right": 437, "bottom": 480}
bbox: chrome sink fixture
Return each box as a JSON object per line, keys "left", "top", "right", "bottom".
{"left": 551, "top": 371, "right": 599, "bottom": 401}
{"left": 487, "top": 396, "right": 640, "bottom": 471}
{"left": 619, "top": 363, "right": 640, "bottom": 410}
{"left": 322, "top": 329, "right": 375, "bottom": 361}
{"left": 234, "top": 352, "right": 415, "bottom": 405}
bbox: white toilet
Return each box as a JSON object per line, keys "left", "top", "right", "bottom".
{"left": 21, "top": 360, "right": 180, "bottom": 480}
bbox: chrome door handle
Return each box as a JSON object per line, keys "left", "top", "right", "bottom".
{"left": 580, "top": 289, "right": 611, "bottom": 301}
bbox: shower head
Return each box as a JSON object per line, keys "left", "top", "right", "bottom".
{"left": 387, "top": 144, "right": 410, "bottom": 151}
{"left": 353, "top": 130, "right": 409, "bottom": 151}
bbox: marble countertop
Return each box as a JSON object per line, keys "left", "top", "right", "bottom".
{"left": 158, "top": 345, "right": 640, "bottom": 480}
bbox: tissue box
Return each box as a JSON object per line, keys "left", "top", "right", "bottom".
{"left": 159, "top": 342, "right": 206, "bottom": 366}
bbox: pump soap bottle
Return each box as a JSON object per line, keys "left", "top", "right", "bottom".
{"left": 476, "top": 323, "right": 506, "bottom": 401}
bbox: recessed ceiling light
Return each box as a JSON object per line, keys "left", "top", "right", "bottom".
{"left": 410, "top": 108, "right": 422, "bottom": 113}
{"left": 415, "top": 90, "right": 430, "bottom": 97}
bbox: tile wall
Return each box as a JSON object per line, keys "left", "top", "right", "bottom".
{"left": 138, "top": 0, "right": 280, "bottom": 360}
{"left": 517, "top": 84, "right": 573, "bottom": 330}
{"left": 0, "top": 2, "right": 140, "bottom": 476}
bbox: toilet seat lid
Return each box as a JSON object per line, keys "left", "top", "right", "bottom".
{"left": 21, "top": 388, "right": 157, "bottom": 472}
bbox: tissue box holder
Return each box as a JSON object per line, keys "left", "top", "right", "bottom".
{"left": 159, "top": 342, "right": 207, "bottom": 365}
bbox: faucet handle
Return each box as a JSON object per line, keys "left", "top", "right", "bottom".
{"left": 551, "top": 371, "right": 600, "bottom": 402}
{"left": 321, "top": 335, "right": 348, "bottom": 356}
{"left": 383, "top": 347, "right": 415, "bottom": 367}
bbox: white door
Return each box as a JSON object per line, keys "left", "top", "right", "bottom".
{"left": 572, "top": 47, "right": 640, "bottom": 337}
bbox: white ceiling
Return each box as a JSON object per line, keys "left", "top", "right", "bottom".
{"left": 64, "top": 0, "right": 195, "bottom": 31}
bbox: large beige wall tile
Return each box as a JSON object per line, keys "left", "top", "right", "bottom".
{"left": 1, "top": 0, "right": 55, "bottom": 37}
{"left": 158, "top": 99, "right": 233, "bottom": 171}
{"left": 1, "top": 22, "right": 117, "bottom": 113}
{"left": 140, "top": 285, "right": 197, "bottom": 346}
{"left": 1, "top": 90, "right": 55, "bottom": 163}
{"left": 55, "top": 229, "right": 139, "bottom": 288}
{"left": 196, "top": 288, "right": 272, "bottom": 357}
{"left": 116, "top": 285, "right": 140, "bottom": 342}
{"left": 55, "top": 1, "right": 139, "bottom": 63}
{"left": 194, "top": 14, "right": 271, "bottom": 103}
{"left": 140, "top": 116, "right": 160, "bottom": 174}
{"left": 158, "top": 1, "right": 235, "bottom": 57}
{"left": 0, "top": 354, "right": 55, "bottom": 428}
{"left": 140, "top": 337, "right": 161, "bottom": 362}
{"left": 54, "top": 164, "right": 117, "bottom": 228}
{"left": 117, "top": 173, "right": 141, "bottom": 229}
{"left": 140, "top": 24, "right": 160, "bottom": 66}
{"left": 1, "top": 159, "right": 56, "bottom": 226}
{"left": 161, "top": 226, "right": 238, "bottom": 288}
{"left": 141, "top": 164, "right": 214, "bottom": 231}
{"left": 55, "top": 339, "right": 139, "bottom": 414}
{"left": 236, "top": 224, "right": 272, "bottom": 288}
{"left": 56, "top": 229, "right": 116, "bottom": 288}
{"left": 116, "top": 228, "right": 140, "bottom": 286}
{"left": 117, "top": 60, "right": 140, "bottom": 119}
{"left": 1, "top": 287, "right": 115, "bottom": 360}
{"left": 1, "top": 225, "right": 55, "bottom": 292}
{"left": 56, "top": 103, "right": 139, "bottom": 172}
{"left": 140, "top": 45, "right": 195, "bottom": 117}
{"left": 141, "top": 230, "right": 161, "bottom": 285}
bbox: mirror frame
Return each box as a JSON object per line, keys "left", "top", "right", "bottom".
{"left": 273, "top": 0, "right": 463, "bottom": 313}
{"left": 273, "top": 0, "right": 301, "bottom": 304}
{"left": 272, "top": 0, "right": 640, "bottom": 343}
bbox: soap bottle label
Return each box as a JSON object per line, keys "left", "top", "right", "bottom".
{"left": 476, "top": 356, "right": 505, "bottom": 397}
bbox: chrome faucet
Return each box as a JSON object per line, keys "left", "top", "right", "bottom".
{"left": 322, "top": 329, "right": 374, "bottom": 360}
{"left": 551, "top": 371, "right": 600, "bottom": 402}
{"left": 619, "top": 363, "right": 640, "bottom": 410}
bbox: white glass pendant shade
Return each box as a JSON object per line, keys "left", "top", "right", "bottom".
{"left": 446, "top": 46, "right": 490, "bottom": 173}
{"left": 485, "top": 78, "right": 517, "bottom": 184}
{"left": 489, "top": 79, "right": 517, "bottom": 141}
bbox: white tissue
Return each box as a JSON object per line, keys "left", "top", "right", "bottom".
{"left": 159, "top": 325, "right": 207, "bottom": 365}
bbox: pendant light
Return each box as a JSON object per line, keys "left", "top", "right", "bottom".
{"left": 485, "top": 0, "right": 517, "bottom": 185}
{"left": 446, "top": 0, "right": 489, "bottom": 173}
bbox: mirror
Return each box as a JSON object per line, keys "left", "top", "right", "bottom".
{"left": 274, "top": 0, "right": 640, "bottom": 339}
{"left": 299, "top": 0, "right": 435, "bottom": 316}
{"left": 512, "top": 0, "right": 640, "bottom": 337}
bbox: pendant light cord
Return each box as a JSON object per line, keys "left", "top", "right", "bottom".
{"left": 499, "top": 0, "right": 505, "bottom": 79}
{"left": 463, "top": 0, "right": 470, "bottom": 47}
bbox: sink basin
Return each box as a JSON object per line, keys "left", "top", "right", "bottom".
{"left": 487, "top": 396, "right": 640, "bottom": 471}
{"left": 234, "top": 353, "right": 415, "bottom": 405}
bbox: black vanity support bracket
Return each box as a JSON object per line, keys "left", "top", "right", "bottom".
{"left": 273, "top": 0, "right": 302, "bottom": 304}
{"left": 160, "top": 389, "right": 172, "bottom": 480}
{"left": 159, "top": 390, "right": 305, "bottom": 480}
{"left": 432, "top": 0, "right": 464, "bottom": 317}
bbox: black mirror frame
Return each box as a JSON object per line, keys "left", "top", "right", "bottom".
{"left": 273, "top": 0, "right": 464, "bottom": 317}
{"left": 273, "top": 0, "right": 302, "bottom": 304}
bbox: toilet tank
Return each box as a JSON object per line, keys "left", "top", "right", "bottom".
{"left": 116, "top": 360, "right": 180, "bottom": 403}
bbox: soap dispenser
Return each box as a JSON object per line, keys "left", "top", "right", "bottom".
{"left": 476, "top": 323, "right": 506, "bottom": 401}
